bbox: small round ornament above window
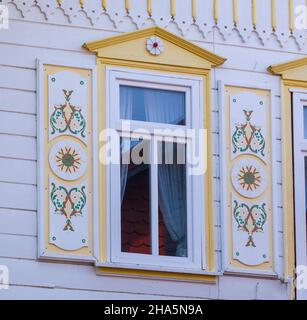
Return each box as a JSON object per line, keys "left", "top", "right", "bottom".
{"left": 146, "top": 37, "right": 164, "bottom": 56}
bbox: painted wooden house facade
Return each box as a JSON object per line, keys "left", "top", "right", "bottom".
{"left": 0, "top": 0, "right": 307, "bottom": 300}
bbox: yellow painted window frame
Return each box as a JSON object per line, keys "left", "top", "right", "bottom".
{"left": 97, "top": 60, "right": 215, "bottom": 282}
{"left": 85, "top": 27, "right": 226, "bottom": 282}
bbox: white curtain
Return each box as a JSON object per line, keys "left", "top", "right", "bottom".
{"left": 144, "top": 90, "right": 187, "bottom": 257}
{"left": 143, "top": 89, "right": 185, "bottom": 125}
{"left": 120, "top": 87, "right": 133, "bottom": 202}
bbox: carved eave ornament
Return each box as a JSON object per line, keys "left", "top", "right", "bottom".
{"left": 84, "top": 27, "right": 226, "bottom": 70}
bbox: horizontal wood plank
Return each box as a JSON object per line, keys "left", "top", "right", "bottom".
{"left": 0, "top": 158, "right": 36, "bottom": 185}
{"left": 0, "top": 66, "right": 35, "bottom": 91}
{"left": 0, "top": 88, "right": 36, "bottom": 114}
{"left": 0, "top": 208, "right": 36, "bottom": 236}
{"left": 0, "top": 134, "right": 36, "bottom": 160}
{"left": 0, "top": 111, "right": 36, "bottom": 137}
{"left": 0, "top": 182, "right": 36, "bottom": 211}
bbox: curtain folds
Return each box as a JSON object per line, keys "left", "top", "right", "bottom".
{"left": 144, "top": 90, "right": 187, "bottom": 257}
{"left": 120, "top": 87, "right": 133, "bottom": 202}
{"left": 120, "top": 86, "right": 187, "bottom": 257}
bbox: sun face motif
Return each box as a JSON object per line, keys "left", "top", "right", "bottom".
{"left": 237, "top": 165, "right": 261, "bottom": 191}
{"left": 56, "top": 147, "right": 81, "bottom": 174}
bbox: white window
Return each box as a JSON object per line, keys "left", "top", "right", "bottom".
{"left": 105, "top": 67, "right": 205, "bottom": 272}
{"left": 293, "top": 91, "right": 307, "bottom": 300}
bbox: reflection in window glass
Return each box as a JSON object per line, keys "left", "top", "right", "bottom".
{"left": 121, "top": 138, "right": 151, "bottom": 255}
{"left": 120, "top": 85, "right": 186, "bottom": 125}
{"left": 158, "top": 142, "right": 187, "bottom": 257}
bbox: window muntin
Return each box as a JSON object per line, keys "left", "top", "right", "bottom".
{"left": 108, "top": 68, "right": 204, "bottom": 270}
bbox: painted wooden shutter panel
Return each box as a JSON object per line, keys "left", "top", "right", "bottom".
{"left": 220, "top": 84, "right": 280, "bottom": 276}
{"left": 37, "top": 61, "right": 97, "bottom": 262}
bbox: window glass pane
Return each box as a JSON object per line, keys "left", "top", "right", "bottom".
{"left": 158, "top": 142, "right": 187, "bottom": 257}
{"left": 121, "top": 138, "right": 151, "bottom": 254}
{"left": 304, "top": 106, "right": 307, "bottom": 139}
{"left": 120, "top": 85, "right": 186, "bottom": 125}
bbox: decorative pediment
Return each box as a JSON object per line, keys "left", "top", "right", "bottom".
{"left": 84, "top": 27, "right": 226, "bottom": 69}
{"left": 268, "top": 57, "right": 307, "bottom": 82}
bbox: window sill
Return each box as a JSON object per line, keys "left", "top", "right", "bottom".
{"left": 95, "top": 262, "right": 219, "bottom": 283}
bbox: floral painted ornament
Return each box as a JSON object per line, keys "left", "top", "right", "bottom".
{"left": 48, "top": 71, "right": 88, "bottom": 144}
{"left": 232, "top": 110, "right": 266, "bottom": 157}
{"left": 49, "top": 140, "right": 88, "bottom": 181}
{"left": 50, "top": 89, "right": 86, "bottom": 138}
{"left": 50, "top": 183, "right": 87, "bottom": 232}
{"left": 233, "top": 200, "right": 267, "bottom": 248}
{"left": 232, "top": 197, "right": 269, "bottom": 266}
{"left": 49, "top": 179, "right": 89, "bottom": 251}
{"left": 231, "top": 158, "right": 267, "bottom": 198}
{"left": 146, "top": 36, "right": 164, "bottom": 56}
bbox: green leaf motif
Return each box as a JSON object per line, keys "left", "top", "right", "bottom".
{"left": 50, "top": 183, "right": 87, "bottom": 232}
{"left": 232, "top": 110, "right": 266, "bottom": 157}
{"left": 233, "top": 200, "right": 267, "bottom": 247}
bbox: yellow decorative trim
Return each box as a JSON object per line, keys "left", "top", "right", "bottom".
{"left": 102, "top": 0, "right": 107, "bottom": 10}
{"left": 84, "top": 27, "right": 226, "bottom": 66}
{"left": 98, "top": 58, "right": 210, "bottom": 75}
{"left": 97, "top": 61, "right": 107, "bottom": 263}
{"left": 214, "top": 0, "right": 218, "bottom": 24}
{"left": 283, "top": 79, "right": 307, "bottom": 87}
{"left": 252, "top": 0, "right": 257, "bottom": 28}
{"left": 289, "top": 0, "right": 294, "bottom": 33}
{"left": 97, "top": 267, "right": 217, "bottom": 283}
{"left": 125, "top": 0, "right": 130, "bottom": 12}
{"left": 147, "top": 0, "right": 152, "bottom": 16}
{"left": 233, "top": 0, "right": 238, "bottom": 27}
{"left": 268, "top": 57, "right": 307, "bottom": 75}
{"left": 170, "top": 0, "right": 176, "bottom": 18}
{"left": 79, "top": 0, "right": 84, "bottom": 8}
{"left": 271, "top": 0, "right": 276, "bottom": 31}
{"left": 192, "top": 0, "right": 197, "bottom": 21}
